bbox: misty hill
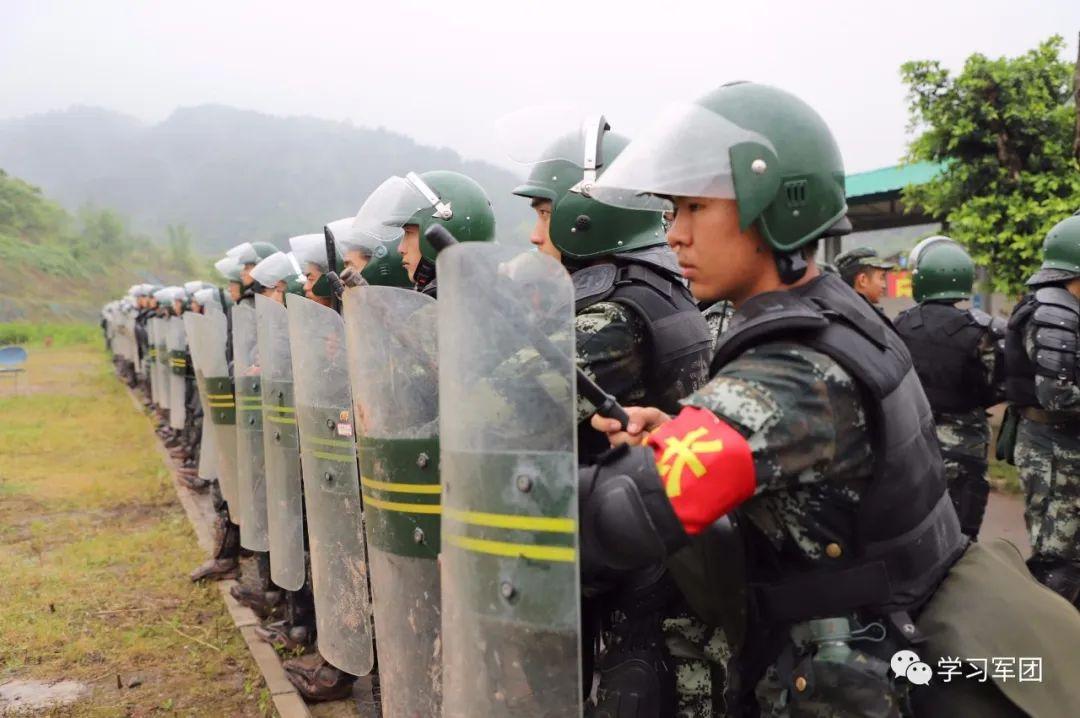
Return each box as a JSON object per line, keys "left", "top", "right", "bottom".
{"left": 0, "top": 105, "right": 531, "bottom": 254}
{"left": 0, "top": 169, "right": 209, "bottom": 322}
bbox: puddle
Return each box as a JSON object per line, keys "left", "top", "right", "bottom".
{"left": 0, "top": 680, "right": 88, "bottom": 715}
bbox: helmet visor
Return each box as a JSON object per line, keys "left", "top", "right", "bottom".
{"left": 251, "top": 251, "right": 304, "bottom": 287}
{"left": 214, "top": 256, "right": 241, "bottom": 281}
{"left": 591, "top": 102, "right": 775, "bottom": 209}
{"left": 226, "top": 241, "right": 259, "bottom": 265}
{"left": 289, "top": 233, "right": 330, "bottom": 271}
{"left": 345, "top": 175, "right": 432, "bottom": 252}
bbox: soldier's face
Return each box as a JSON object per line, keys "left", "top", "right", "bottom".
{"left": 269, "top": 281, "right": 286, "bottom": 304}
{"left": 529, "top": 199, "right": 561, "bottom": 261}
{"left": 304, "top": 264, "right": 323, "bottom": 299}
{"left": 855, "top": 269, "right": 887, "bottom": 304}
{"left": 665, "top": 197, "right": 774, "bottom": 305}
{"left": 190, "top": 301, "right": 203, "bottom": 314}
{"left": 399, "top": 224, "right": 422, "bottom": 281}
{"left": 241, "top": 264, "right": 255, "bottom": 287}
{"left": 344, "top": 250, "right": 369, "bottom": 272}
{"left": 172, "top": 300, "right": 184, "bottom": 315}
{"left": 228, "top": 281, "right": 242, "bottom": 302}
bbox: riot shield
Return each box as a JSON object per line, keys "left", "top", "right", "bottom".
{"left": 147, "top": 317, "right": 161, "bottom": 404}
{"left": 184, "top": 313, "right": 219, "bottom": 483}
{"left": 287, "top": 295, "right": 375, "bottom": 677}
{"left": 437, "top": 243, "right": 582, "bottom": 717}
{"left": 155, "top": 318, "right": 171, "bottom": 411}
{"left": 232, "top": 303, "right": 269, "bottom": 551}
{"left": 198, "top": 309, "right": 241, "bottom": 512}
{"left": 255, "top": 294, "right": 306, "bottom": 591}
{"left": 168, "top": 316, "right": 188, "bottom": 430}
{"left": 343, "top": 286, "right": 441, "bottom": 717}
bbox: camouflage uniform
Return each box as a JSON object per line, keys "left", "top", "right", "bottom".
{"left": 1016, "top": 320, "right": 1080, "bottom": 566}
{"left": 575, "top": 300, "right": 726, "bottom": 717}
{"left": 681, "top": 342, "right": 912, "bottom": 716}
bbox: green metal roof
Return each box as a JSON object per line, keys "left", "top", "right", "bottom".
{"left": 845, "top": 161, "right": 944, "bottom": 200}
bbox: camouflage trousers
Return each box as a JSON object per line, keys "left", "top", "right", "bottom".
{"left": 1015, "top": 417, "right": 1080, "bottom": 564}
{"left": 663, "top": 615, "right": 732, "bottom": 717}
{"left": 935, "top": 411, "right": 991, "bottom": 539}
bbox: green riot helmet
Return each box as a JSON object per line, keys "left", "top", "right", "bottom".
{"left": 192, "top": 286, "right": 229, "bottom": 313}
{"left": 348, "top": 171, "right": 494, "bottom": 287}
{"left": 290, "top": 229, "right": 343, "bottom": 298}
{"left": 171, "top": 285, "right": 191, "bottom": 314}
{"left": 909, "top": 236, "right": 975, "bottom": 302}
{"left": 226, "top": 241, "right": 278, "bottom": 267}
{"left": 504, "top": 112, "right": 666, "bottom": 260}
{"left": 1028, "top": 211, "right": 1080, "bottom": 286}
{"left": 251, "top": 251, "right": 306, "bottom": 298}
{"left": 592, "top": 83, "right": 850, "bottom": 277}
{"left": 215, "top": 256, "right": 243, "bottom": 283}
{"left": 338, "top": 190, "right": 411, "bottom": 288}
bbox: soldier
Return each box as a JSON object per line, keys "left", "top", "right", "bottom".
{"left": 835, "top": 246, "right": 895, "bottom": 306}
{"left": 582, "top": 82, "right": 1080, "bottom": 716}
{"left": 894, "top": 237, "right": 1005, "bottom": 539}
{"left": 290, "top": 226, "right": 346, "bottom": 308}
{"left": 1004, "top": 211, "right": 1080, "bottom": 605}
{"left": 188, "top": 282, "right": 244, "bottom": 582}
{"left": 340, "top": 170, "right": 495, "bottom": 715}
{"left": 226, "top": 241, "right": 279, "bottom": 303}
{"left": 280, "top": 213, "right": 413, "bottom": 705}
{"left": 507, "top": 118, "right": 715, "bottom": 715}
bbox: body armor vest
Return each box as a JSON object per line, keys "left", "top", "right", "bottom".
{"left": 710, "top": 273, "right": 964, "bottom": 624}
{"left": 893, "top": 302, "right": 996, "bottom": 413}
{"left": 1005, "top": 295, "right": 1040, "bottom": 407}
{"left": 572, "top": 247, "right": 712, "bottom": 415}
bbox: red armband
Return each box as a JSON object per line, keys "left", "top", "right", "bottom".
{"left": 644, "top": 406, "right": 756, "bottom": 535}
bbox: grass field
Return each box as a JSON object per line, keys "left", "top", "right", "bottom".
{"left": 0, "top": 334, "right": 269, "bottom": 716}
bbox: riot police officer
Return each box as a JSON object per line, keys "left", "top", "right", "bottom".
{"left": 509, "top": 118, "right": 714, "bottom": 716}
{"left": 583, "top": 82, "right": 1080, "bottom": 716}
{"left": 1004, "top": 211, "right": 1080, "bottom": 605}
{"left": 894, "top": 237, "right": 1004, "bottom": 539}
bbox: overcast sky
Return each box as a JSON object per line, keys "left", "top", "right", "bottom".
{"left": 2, "top": 0, "right": 1078, "bottom": 174}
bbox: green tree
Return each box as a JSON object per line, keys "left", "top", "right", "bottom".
{"left": 901, "top": 35, "right": 1080, "bottom": 294}
{"left": 165, "top": 223, "right": 198, "bottom": 274}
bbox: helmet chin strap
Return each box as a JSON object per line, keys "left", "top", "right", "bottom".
{"left": 775, "top": 251, "right": 808, "bottom": 285}
{"left": 413, "top": 256, "right": 437, "bottom": 289}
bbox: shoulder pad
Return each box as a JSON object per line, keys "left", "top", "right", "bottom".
{"left": 713, "top": 291, "right": 828, "bottom": 369}
{"left": 1034, "top": 286, "right": 1080, "bottom": 312}
{"left": 572, "top": 263, "right": 618, "bottom": 307}
{"left": 1033, "top": 304, "right": 1080, "bottom": 333}
{"left": 621, "top": 245, "right": 682, "bottom": 277}
{"left": 989, "top": 316, "right": 1006, "bottom": 338}
{"left": 968, "top": 308, "right": 992, "bottom": 328}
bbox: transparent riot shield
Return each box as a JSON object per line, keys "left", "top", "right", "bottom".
{"left": 148, "top": 317, "right": 161, "bottom": 404}
{"left": 343, "top": 286, "right": 441, "bottom": 717}
{"left": 232, "top": 303, "right": 269, "bottom": 551}
{"left": 184, "top": 313, "right": 219, "bottom": 483}
{"left": 437, "top": 244, "right": 582, "bottom": 717}
{"left": 287, "top": 295, "right": 374, "bottom": 677}
{"left": 255, "top": 294, "right": 306, "bottom": 591}
{"left": 155, "top": 318, "right": 171, "bottom": 411}
{"left": 199, "top": 309, "right": 241, "bottom": 513}
{"left": 168, "top": 316, "right": 188, "bottom": 430}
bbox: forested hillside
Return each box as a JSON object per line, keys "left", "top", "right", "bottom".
{"left": 0, "top": 105, "right": 530, "bottom": 253}
{"left": 0, "top": 169, "right": 203, "bottom": 321}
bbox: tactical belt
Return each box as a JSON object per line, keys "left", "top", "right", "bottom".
{"left": 750, "top": 493, "right": 964, "bottom": 625}
{"left": 1020, "top": 406, "right": 1080, "bottom": 426}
